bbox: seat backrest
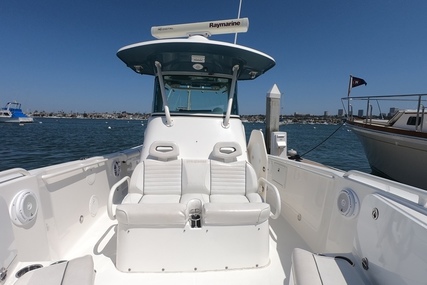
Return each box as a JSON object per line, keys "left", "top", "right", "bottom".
{"left": 128, "top": 162, "right": 144, "bottom": 194}
{"left": 210, "top": 141, "right": 258, "bottom": 196}
{"left": 182, "top": 159, "right": 210, "bottom": 195}
{"left": 143, "top": 159, "right": 182, "bottom": 195}
{"left": 211, "top": 160, "right": 246, "bottom": 196}
{"left": 129, "top": 141, "right": 181, "bottom": 196}
{"left": 354, "top": 194, "right": 427, "bottom": 285}
{"left": 210, "top": 160, "right": 258, "bottom": 196}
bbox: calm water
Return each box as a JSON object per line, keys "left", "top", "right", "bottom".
{"left": 0, "top": 118, "right": 370, "bottom": 173}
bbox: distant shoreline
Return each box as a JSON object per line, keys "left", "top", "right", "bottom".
{"left": 29, "top": 112, "right": 345, "bottom": 124}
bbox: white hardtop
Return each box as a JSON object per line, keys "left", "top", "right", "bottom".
{"left": 117, "top": 19, "right": 276, "bottom": 127}
{"left": 117, "top": 19, "right": 275, "bottom": 80}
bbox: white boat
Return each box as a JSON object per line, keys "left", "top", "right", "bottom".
{"left": 0, "top": 101, "right": 34, "bottom": 123}
{"left": 344, "top": 94, "right": 427, "bottom": 190}
{"left": 2, "top": 19, "right": 427, "bottom": 285}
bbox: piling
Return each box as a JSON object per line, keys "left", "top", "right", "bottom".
{"left": 265, "top": 84, "right": 282, "bottom": 153}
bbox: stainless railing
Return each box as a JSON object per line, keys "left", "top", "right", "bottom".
{"left": 341, "top": 93, "right": 427, "bottom": 131}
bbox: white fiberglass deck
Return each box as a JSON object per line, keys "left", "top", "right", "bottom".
{"left": 12, "top": 211, "right": 308, "bottom": 285}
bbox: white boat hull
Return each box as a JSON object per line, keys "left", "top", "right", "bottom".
{"left": 349, "top": 122, "right": 427, "bottom": 189}
{"left": 0, "top": 117, "right": 33, "bottom": 123}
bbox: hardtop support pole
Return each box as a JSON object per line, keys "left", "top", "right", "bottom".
{"left": 155, "top": 61, "right": 173, "bottom": 126}
{"left": 223, "top": 65, "right": 240, "bottom": 128}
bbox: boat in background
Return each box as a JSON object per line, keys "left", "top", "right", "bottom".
{"left": 343, "top": 93, "right": 427, "bottom": 189}
{"left": 1, "top": 19, "right": 427, "bottom": 285}
{"left": 0, "top": 101, "right": 34, "bottom": 123}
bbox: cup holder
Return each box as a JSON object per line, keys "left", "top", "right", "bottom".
{"left": 15, "top": 264, "right": 43, "bottom": 278}
{"left": 190, "top": 213, "right": 201, "bottom": 228}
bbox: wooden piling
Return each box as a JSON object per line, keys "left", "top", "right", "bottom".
{"left": 265, "top": 84, "right": 282, "bottom": 153}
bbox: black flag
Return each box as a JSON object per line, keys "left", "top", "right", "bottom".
{"left": 351, "top": 76, "right": 367, "bottom": 88}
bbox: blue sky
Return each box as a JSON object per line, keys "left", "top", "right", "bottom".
{"left": 1, "top": 0, "right": 426, "bottom": 115}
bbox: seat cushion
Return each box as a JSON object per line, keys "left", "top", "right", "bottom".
{"left": 122, "top": 193, "right": 143, "bottom": 204}
{"left": 180, "top": 193, "right": 210, "bottom": 204}
{"left": 63, "top": 256, "right": 96, "bottom": 285}
{"left": 139, "top": 194, "right": 181, "bottom": 204}
{"left": 203, "top": 202, "right": 270, "bottom": 226}
{"left": 291, "top": 248, "right": 366, "bottom": 285}
{"left": 116, "top": 203, "right": 187, "bottom": 227}
{"left": 246, "top": 193, "right": 263, "bottom": 203}
{"left": 14, "top": 255, "right": 95, "bottom": 285}
{"left": 209, "top": 194, "right": 249, "bottom": 203}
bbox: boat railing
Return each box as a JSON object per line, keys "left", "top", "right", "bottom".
{"left": 416, "top": 104, "right": 425, "bottom": 131}
{"left": 341, "top": 93, "right": 427, "bottom": 131}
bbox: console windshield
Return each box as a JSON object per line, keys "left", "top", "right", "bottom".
{"left": 153, "top": 75, "right": 238, "bottom": 115}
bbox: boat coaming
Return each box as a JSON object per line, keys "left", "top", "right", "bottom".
{"left": 348, "top": 120, "right": 427, "bottom": 190}
{"left": 2, "top": 147, "right": 427, "bottom": 284}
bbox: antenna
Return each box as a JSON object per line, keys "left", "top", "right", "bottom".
{"left": 151, "top": 18, "right": 249, "bottom": 39}
{"left": 234, "top": 0, "right": 243, "bottom": 44}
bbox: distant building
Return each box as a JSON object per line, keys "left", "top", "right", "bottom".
{"left": 358, "top": 109, "right": 364, "bottom": 117}
{"left": 388, "top": 107, "right": 398, "bottom": 117}
{"left": 338, "top": 109, "right": 344, "bottom": 117}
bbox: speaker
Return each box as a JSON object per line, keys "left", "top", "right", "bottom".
{"left": 10, "top": 190, "right": 38, "bottom": 226}
{"left": 337, "top": 188, "right": 359, "bottom": 218}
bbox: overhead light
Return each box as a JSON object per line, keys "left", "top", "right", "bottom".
{"left": 193, "top": 64, "right": 204, "bottom": 70}
{"left": 249, "top": 71, "right": 258, "bottom": 79}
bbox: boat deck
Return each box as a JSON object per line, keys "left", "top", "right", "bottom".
{"left": 12, "top": 211, "right": 308, "bottom": 285}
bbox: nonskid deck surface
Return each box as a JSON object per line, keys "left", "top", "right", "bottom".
{"left": 56, "top": 212, "right": 308, "bottom": 285}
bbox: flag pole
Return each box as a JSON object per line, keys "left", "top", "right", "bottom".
{"left": 347, "top": 75, "right": 353, "bottom": 119}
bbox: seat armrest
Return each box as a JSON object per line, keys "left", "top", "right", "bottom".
{"left": 108, "top": 176, "right": 130, "bottom": 220}
{"left": 259, "top": 177, "right": 281, "bottom": 219}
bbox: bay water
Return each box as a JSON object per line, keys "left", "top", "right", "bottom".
{"left": 0, "top": 118, "right": 370, "bottom": 173}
